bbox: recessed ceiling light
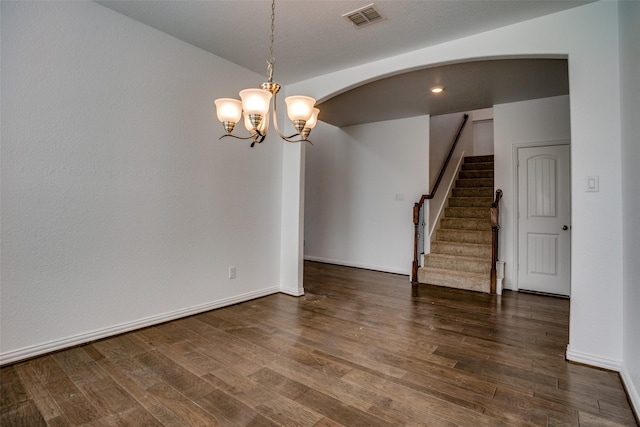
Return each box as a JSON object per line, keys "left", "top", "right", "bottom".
{"left": 431, "top": 86, "right": 444, "bottom": 94}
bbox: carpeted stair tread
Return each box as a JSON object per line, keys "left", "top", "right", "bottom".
{"left": 462, "top": 162, "right": 494, "bottom": 171}
{"left": 417, "top": 267, "right": 491, "bottom": 293}
{"left": 423, "top": 253, "right": 492, "bottom": 273}
{"left": 453, "top": 188, "right": 494, "bottom": 198}
{"left": 456, "top": 178, "right": 494, "bottom": 188}
{"left": 444, "top": 207, "right": 490, "bottom": 219}
{"left": 459, "top": 170, "right": 494, "bottom": 180}
{"left": 464, "top": 155, "right": 494, "bottom": 163}
{"left": 436, "top": 229, "right": 492, "bottom": 244}
{"left": 448, "top": 197, "right": 493, "bottom": 207}
{"left": 430, "top": 241, "right": 492, "bottom": 258}
{"left": 440, "top": 217, "right": 491, "bottom": 230}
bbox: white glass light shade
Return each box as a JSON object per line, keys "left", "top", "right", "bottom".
{"left": 243, "top": 113, "right": 253, "bottom": 132}
{"left": 305, "top": 108, "right": 320, "bottom": 129}
{"left": 243, "top": 111, "right": 269, "bottom": 133}
{"left": 239, "top": 88, "right": 272, "bottom": 116}
{"left": 285, "top": 96, "right": 316, "bottom": 122}
{"left": 214, "top": 98, "right": 242, "bottom": 123}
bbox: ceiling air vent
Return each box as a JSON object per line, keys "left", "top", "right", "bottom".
{"left": 343, "top": 4, "right": 385, "bottom": 28}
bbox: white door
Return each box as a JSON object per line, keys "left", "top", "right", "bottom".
{"left": 517, "top": 144, "right": 571, "bottom": 296}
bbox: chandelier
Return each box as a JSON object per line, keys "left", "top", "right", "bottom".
{"left": 214, "top": 0, "right": 320, "bottom": 147}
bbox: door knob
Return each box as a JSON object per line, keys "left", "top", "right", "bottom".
{"left": 562, "top": 225, "right": 569, "bottom": 230}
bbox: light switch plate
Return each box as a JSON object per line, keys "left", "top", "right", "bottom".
{"left": 586, "top": 176, "right": 599, "bottom": 192}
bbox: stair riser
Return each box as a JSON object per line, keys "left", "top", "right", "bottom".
{"left": 456, "top": 179, "right": 494, "bottom": 188}
{"left": 458, "top": 171, "right": 494, "bottom": 180}
{"left": 436, "top": 229, "right": 492, "bottom": 244}
{"left": 453, "top": 188, "right": 494, "bottom": 198}
{"left": 464, "top": 155, "right": 494, "bottom": 163}
{"left": 431, "top": 242, "right": 492, "bottom": 258}
{"left": 440, "top": 218, "right": 491, "bottom": 231}
{"left": 445, "top": 207, "right": 490, "bottom": 219}
{"left": 424, "top": 255, "right": 491, "bottom": 273}
{"left": 462, "top": 162, "right": 494, "bottom": 171}
{"left": 448, "top": 197, "right": 493, "bottom": 207}
{"left": 417, "top": 268, "right": 490, "bottom": 293}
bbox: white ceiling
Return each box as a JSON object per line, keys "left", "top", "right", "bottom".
{"left": 96, "top": 0, "right": 587, "bottom": 125}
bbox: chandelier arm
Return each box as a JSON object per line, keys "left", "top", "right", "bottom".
{"left": 218, "top": 134, "right": 254, "bottom": 141}
{"left": 219, "top": 132, "right": 266, "bottom": 146}
{"left": 284, "top": 137, "right": 311, "bottom": 143}
{"left": 279, "top": 131, "right": 311, "bottom": 143}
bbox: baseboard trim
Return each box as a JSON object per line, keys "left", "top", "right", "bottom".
{"left": 304, "top": 256, "right": 409, "bottom": 276}
{"left": 566, "top": 346, "right": 640, "bottom": 419}
{"left": 565, "top": 346, "right": 622, "bottom": 371}
{"left": 279, "top": 285, "right": 305, "bottom": 297}
{"left": 0, "top": 286, "right": 280, "bottom": 366}
{"left": 620, "top": 365, "right": 640, "bottom": 422}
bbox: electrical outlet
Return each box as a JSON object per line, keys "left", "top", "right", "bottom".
{"left": 228, "top": 266, "right": 236, "bottom": 279}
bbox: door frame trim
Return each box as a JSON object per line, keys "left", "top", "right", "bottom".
{"left": 512, "top": 139, "right": 571, "bottom": 292}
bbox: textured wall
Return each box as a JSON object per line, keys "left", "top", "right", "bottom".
{"left": 1, "top": 1, "right": 283, "bottom": 362}
{"left": 304, "top": 116, "right": 429, "bottom": 274}
{"left": 619, "top": 0, "right": 640, "bottom": 415}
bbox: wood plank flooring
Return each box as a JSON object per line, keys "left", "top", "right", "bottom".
{"left": 1, "top": 261, "right": 637, "bottom": 426}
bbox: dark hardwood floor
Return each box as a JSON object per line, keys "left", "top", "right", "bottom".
{"left": 1, "top": 261, "right": 637, "bottom": 426}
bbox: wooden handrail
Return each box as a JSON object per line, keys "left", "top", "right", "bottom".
{"left": 413, "top": 114, "right": 469, "bottom": 209}
{"left": 411, "top": 114, "right": 469, "bottom": 282}
{"left": 490, "top": 189, "right": 503, "bottom": 294}
{"left": 425, "top": 114, "right": 469, "bottom": 202}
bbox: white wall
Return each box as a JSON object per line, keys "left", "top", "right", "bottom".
{"left": 291, "top": 1, "right": 625, "bottom": 372}
{"left": 493, "top": 95, "right": 571, "bottom": 292}
{"left": 427, "top": 112, "right": 474, "bottom": 237}
{"left": 619, "top": 0, "right": 640, "bottom": 415}
{"left": 0, "top": 1, "right": 284, "bottom": 363}
{"left": 430, "top": 110, "right": 494, "bottom": 180}
{"left": 304, "top": 116, "right": 429, "bottom": 274}
{"left": 429, "top": 113, "right": 472, "bottom": 187}
{"left": 473, "top": 120, "right": 494, "bottom": 156}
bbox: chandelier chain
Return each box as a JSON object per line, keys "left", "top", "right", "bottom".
{"left": 267, "top": 0, "right": 276, "bottom": 82}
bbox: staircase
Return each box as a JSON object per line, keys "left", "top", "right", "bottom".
{"left": 418, "top": 155, "right": 494, "bottom": 293}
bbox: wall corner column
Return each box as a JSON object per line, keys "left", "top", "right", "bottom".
{"left": 279, "top": 141, "right": 306, "bottom": 296}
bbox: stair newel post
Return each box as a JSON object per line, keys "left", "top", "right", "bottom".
{"left": 490, "top": 189, "right": 503, "bottom": 294}
{"left": 412, "top": 201, "right": 421, "bottom": 282}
